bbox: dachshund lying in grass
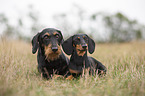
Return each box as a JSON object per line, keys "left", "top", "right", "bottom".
{"left": 32, "top": 28, "right": 70, "bottom": 79}
{"left": 62, "top": 34, "right": 107, "bottom": 78}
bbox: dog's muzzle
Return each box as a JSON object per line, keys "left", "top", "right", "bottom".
{"left": 52, "top": 47, "right": 58, "bottom": 52}
{"left": 82, "top": 44, "right": 87, "bottom": 49}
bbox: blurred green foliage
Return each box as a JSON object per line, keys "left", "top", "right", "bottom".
{"left": 0, "top": 5, "right": 145, "bottom": 43}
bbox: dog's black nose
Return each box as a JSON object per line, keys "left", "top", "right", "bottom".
{"left": 52, "top": 47, "right": 58, "bottom": 52}
{"left": 82, "top": 44, "right": 87, "bottom": 49}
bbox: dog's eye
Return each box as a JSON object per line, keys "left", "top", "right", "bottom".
{"left": 75, "top": 38, "right": 80, "bottom": 41}
{"left": 77, "top": 37, "right": 80, "bottom": 40}
{"left": 55, "top": 34, "right": 59, "bottom": 39}
{"left": 84, "top": 37, "right": 88, "bottom": 41}
{"left": 44, "top": 35, "right": 50, "bottom": 39}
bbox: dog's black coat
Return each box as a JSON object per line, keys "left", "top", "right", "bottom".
{"left": 62, "top": 34, "right": 107, "bottom": 77}
{"left": 32, "top": 28, "right": 70, "bottom": 79}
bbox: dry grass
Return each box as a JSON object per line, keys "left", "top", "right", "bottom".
{"left": 0, "top": 39, "right": 145, "bottom": 96}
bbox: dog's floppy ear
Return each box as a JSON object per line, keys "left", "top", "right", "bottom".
{"left": 86, "top": 35, "right": 95, "bottom": 54}
{"left": 62, "top": 36, "right": 73, "bottom": 55}
{"left": 56, "top": 30, "right": 64, "bottom": 44}
{"left": 31, "top": 33, "right": 40, "bottom": 54}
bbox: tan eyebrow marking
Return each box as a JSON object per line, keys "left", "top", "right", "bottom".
{"left": 44, "top": 33, "right": 50, "bottom": 36}
{"left": 53, "top": 32, "right": 58, "bottom": 35}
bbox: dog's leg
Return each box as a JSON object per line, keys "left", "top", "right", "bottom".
{"left": 66, "top": 75, "right": 74, "bottom": 80}
{"left": 44, "top": 67, "right": 50, "bottom": 78}
{"left": 53, "top": 75, "right": 64, "bottom": 79}
{"left": 38, "top": 67, "right": 44, "bottom": 79}
{"left": 52, "top": 69, "right": 64, "bottom": 79}
{"left": 41, "top": 73, "right": 43, "bottom": 79}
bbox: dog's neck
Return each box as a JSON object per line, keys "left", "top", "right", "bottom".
{"left": 72, "top": 49, "right": 87, "bottom": 59}
{"left": 69, "top": 49, "right": 90, "bottom": 73}
{"left": 70, "top": 49, "right": 89, "bottom": 66}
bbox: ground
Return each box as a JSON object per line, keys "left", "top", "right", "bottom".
{"left": 0, "top": 40, "right": 145, "bottom": 96}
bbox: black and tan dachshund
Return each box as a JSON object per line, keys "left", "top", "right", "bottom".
{"left": 62, "top": 34, "right": 107, "bottom": 78}
{"left": 32, "top": 28, "right": 70, "bottom": 79}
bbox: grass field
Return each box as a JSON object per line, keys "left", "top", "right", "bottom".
{"left": 0, "top": 39, "right": 145, "bottom": 96}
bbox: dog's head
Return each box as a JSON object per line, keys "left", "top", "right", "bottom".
{"left": 62, "top": 34, "right": 95, "bottom": 56}
{"left": 32, "top": 28, "right": 64, "bottom": 60}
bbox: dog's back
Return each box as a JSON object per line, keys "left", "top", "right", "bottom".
{"left": 88, "top": 56, "right": 107, "bottom": 75}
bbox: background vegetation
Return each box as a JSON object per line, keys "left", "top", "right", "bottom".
{"left": 0, "top": 40, "right": 144, "bottom": 96}
{"left": 0, "top": 5, "right": 145, "bottom": 42}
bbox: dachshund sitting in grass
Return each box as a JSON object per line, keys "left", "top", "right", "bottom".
{"left": 62, "top": 34, "right": 107, "bottom": 78}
